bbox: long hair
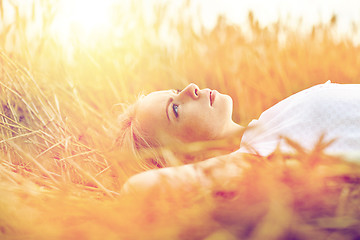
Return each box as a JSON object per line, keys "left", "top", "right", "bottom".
{"left": 115, "top": 99, "right": 169, "bottom": 172}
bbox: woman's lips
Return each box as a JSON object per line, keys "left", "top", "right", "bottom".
{"left": 210, "top": 90, "right": 217, "bottom": 106}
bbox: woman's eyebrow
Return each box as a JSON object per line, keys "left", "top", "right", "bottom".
{"left": 165, "top": 97, "right": 173, "bottom": 122}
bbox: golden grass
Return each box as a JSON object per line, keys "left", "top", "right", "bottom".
{"left": 1, "top": 0, "right": 360, "bottom": 239}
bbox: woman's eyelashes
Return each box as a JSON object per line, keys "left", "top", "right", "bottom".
{"left": 171, "top": 89, "right": 181, "bottom": 118}
{"left": 172, "top": 103, "right": 179, "bottom": 118}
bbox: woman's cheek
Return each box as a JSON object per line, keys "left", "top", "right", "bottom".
{"left": 177, "top": 122, "right": 206, "bottom": 141}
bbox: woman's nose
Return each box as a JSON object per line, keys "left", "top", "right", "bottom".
{"left": 179, "top": 83, "right": 199, "bottom": 100}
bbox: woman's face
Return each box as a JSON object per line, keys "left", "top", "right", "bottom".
{"left": 136, "top": 83, "right": 238, "bottom": 145}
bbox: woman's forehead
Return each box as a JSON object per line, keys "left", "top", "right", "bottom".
{"left": 141, "top": 90, "right": 171, "bottom": 105}
{"left": 137, "top": 90, "right": 171, "bottom": 119}
{"left": 136, "top": 90, "right": 172, "bottom": 136}
{"left": 146, "top": 90, "right": 172, "bottom": 98}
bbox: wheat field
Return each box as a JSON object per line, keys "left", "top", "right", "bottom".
{"left": 1, "top": 1, "right": 360, "bottom": 239}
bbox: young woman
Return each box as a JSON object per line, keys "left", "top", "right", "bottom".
{"left": 118, "top": 81, "right": 360, "bottom": 194}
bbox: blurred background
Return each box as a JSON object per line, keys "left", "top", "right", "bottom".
{"left": 1, "top": 0, "right": 360, "bottom": 123}
{"left": 1, "top": 0, "right": 360, "bottom": 184}
{"left": 1, "top": 1, "right": 360, "bottom": 239}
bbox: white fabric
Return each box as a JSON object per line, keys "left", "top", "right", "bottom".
{"left": 236, "top": 81, "right": 360, "bottom": 162}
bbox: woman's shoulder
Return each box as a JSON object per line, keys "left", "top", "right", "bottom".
{"left": 238, "top": 81, "right": 360, "bottom": 157}
{"left": 291, "top": 81, "right": 360, "bottom": 116}
{"left": 258, "top": 81, "right": 360, "bottom": 119}
{"left": 292, "top": 80, "right": 360, "bottom": 102}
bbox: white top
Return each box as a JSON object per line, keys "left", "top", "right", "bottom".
{"left": 236, "top": 81, "right": 360, "bottom": 162}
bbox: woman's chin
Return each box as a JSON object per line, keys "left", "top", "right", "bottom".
{"left": 214, "top": 93, "right": 232, "bottom": 108}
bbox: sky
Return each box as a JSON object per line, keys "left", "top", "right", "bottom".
{"left": 195, "top": 0, "right": 360, "bottom": 41}
{"left": 1, "top": 0, "right": 360, "bottom": 46}
{"left": 197, "top": 0, "right": 360, "bottom": 26}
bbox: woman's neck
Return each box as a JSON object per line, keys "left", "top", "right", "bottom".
{"left": 217, "top": 121, "right": 244, "bottom": 142}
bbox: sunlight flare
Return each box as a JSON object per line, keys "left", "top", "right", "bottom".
{"left": 51, "top": 0, "right": 115, "bottom": 45}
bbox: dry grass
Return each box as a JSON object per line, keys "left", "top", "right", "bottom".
{"left": 1, "top": 0, "right": 360, "bottom": 239}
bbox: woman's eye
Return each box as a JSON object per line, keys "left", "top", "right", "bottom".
{"left": 172, "top": 89, "right": 181, "bottom": 94}
{"left": 172, "top": 104, "right": 179, "bottom": 118}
